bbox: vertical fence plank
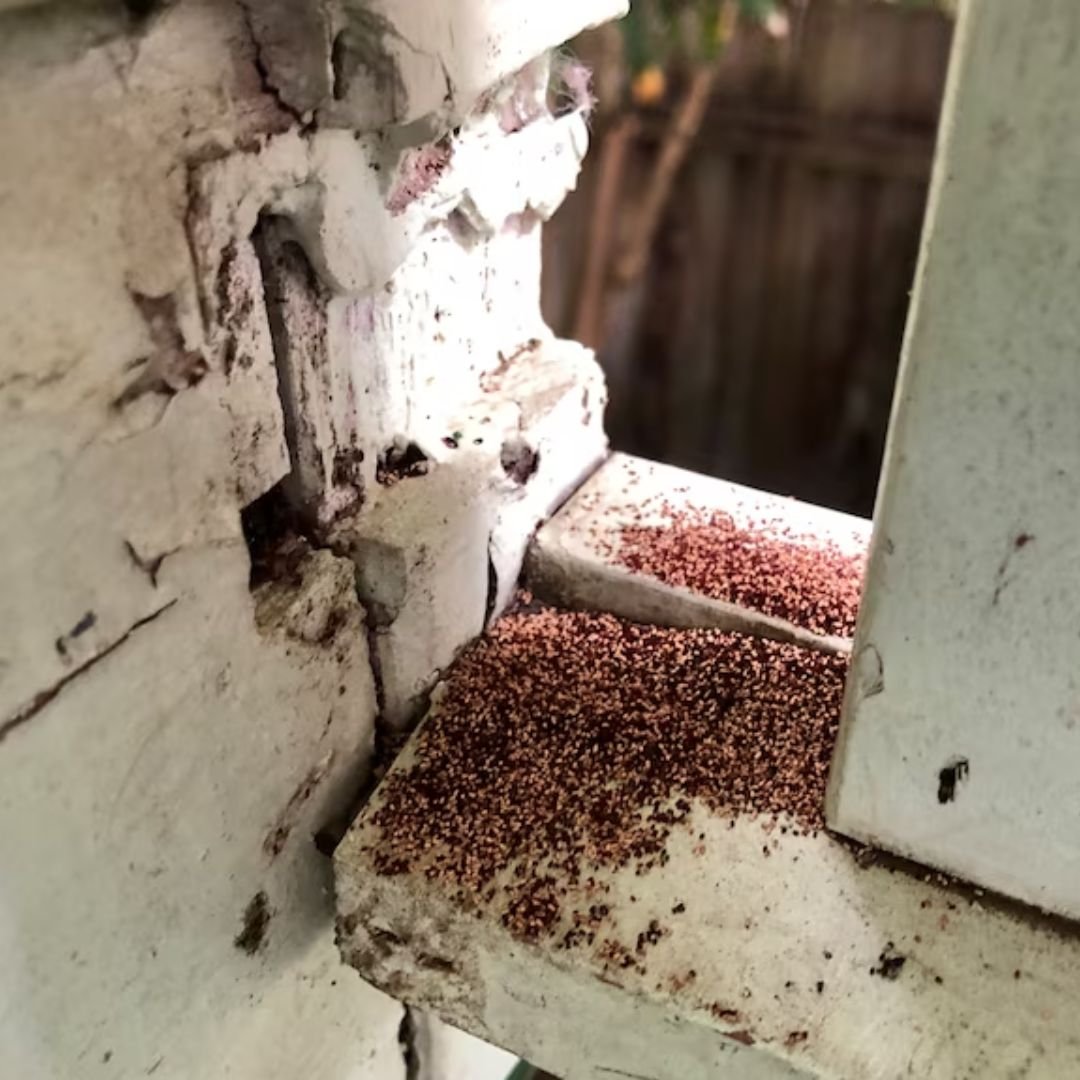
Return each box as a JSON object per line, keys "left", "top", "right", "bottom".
{"left": 543, "top": 0, "right": 953, "bottom": 515}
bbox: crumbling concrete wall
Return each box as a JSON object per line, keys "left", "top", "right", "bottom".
{"left": 0, "top": 0, "right": 623, "bottom": 1076}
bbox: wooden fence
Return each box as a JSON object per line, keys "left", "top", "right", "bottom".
{"left": 543, "top": 1, "right": 953, "bottom": 516}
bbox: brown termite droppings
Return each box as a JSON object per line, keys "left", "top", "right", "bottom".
{"left": 601, "top": 498, "right": 866, "bottom": 638}
{"left": 367, "top": 598, "right": 848, "bottom": 946}
{"left": 711, "top": 1004, "right": 742, "bottom": 1023}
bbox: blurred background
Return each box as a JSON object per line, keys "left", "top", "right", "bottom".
{"left": 542, "top": 0, "right": 955, "bottom": 518}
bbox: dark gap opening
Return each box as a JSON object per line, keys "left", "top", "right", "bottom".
{"left": 484, "top": 549, "right": 499, "bottom": 625}
{"left": 252, "top": 217, "right": 308, "bottom": 491}
{"left": 123, "top": 0, "right": 159, "bottom": 20}
{"left": 240, "top": 481, "right": 308, "bottom": 590}
{"left": 376, "top": 440, "right": 430, "bottom": 486}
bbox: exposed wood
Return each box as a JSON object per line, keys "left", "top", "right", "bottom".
{"left": 639, "top": 104, "right": 935, "bottom": 180}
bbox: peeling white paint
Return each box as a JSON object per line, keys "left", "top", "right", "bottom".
{"left": 0, "top": 0, "right": 624, "bottom": 1075}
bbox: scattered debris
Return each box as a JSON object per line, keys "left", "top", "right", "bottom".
{"left": 376, "top": 440, "right": 430, "bottom": 486}
{"left": 234, "top": 890, "right": 272, "bottom": 955}
{"left": 635, "top": 919, "right": 665, "bottom": 955}
{"left": 711, "top": 1005, "right": 741, "bottom": 1022}
{"left": 870, "top": 943, "right": 906, "bottom": 980}
{"left": 937, "top": 758, "right": 970, "bottom": 804}
{"left": 55, "top": 611, "right": 97, "bottom": 658}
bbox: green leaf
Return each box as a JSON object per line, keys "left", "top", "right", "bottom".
{"left": 738, "top": 0, "right": 778, "bottom": 20}
{"left": 620, "top": 1, "right": 653, "bottom": 73}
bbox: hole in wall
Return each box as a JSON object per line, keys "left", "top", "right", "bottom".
{"left": 500, "top": 437, "right": 540, "bottom": 484}
{"left": 376, "top": 440, "right": 430, "bottom": 486}
{"left": 123, "top": 0, "right": 160, "bottom": 20}
{"left": 332, "top": 446, "right": 365, "bottom": 489}
{"left": 937, "top": 757, "right": 970, "bottom": 804}
{"left": 330, "top": 31, "right": 352, "bottom": 101}
{"left": 240, "top": 481, "right": 308, "bottom": 589}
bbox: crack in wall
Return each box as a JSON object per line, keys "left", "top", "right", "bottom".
{"left": 397, "top": 1006, "right": 421, "bottom": 1080}
{"left": 238, "top": 0, "right": 307, "bottom": 127}
{"left": 484, "top": 545, "right": 499, "bottom": 626}
{"left": 252, "top": 220, "right": 310, "bottom": 500}
{"left": 244, "top": 220, "right": 401, "bottom": 852}
{"left": 124, "top": 539, "right": 178, "bottom": 588}
{"left": 0, "top": 599, "right": 178, "bottom": 745}
{"left": 365, "top": 621, "right": 387, "bottom": 718}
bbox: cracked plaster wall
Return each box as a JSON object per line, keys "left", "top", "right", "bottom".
{"left": 0, "top": 0, "right": 625, "bottom": 1077}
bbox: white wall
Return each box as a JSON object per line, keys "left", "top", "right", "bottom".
{"left": 0, "top": 0, "right": 623, "bottom": 1076}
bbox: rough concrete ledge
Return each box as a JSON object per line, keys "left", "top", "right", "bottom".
{"left": 335, "top": 459, "right": 1080, "bottom": 1080}
{"left": 339, "top": 779, "right": 1080, "bottom": 1079}
{"left": 528, "top": 454, "right": 868, "bottom": 654}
